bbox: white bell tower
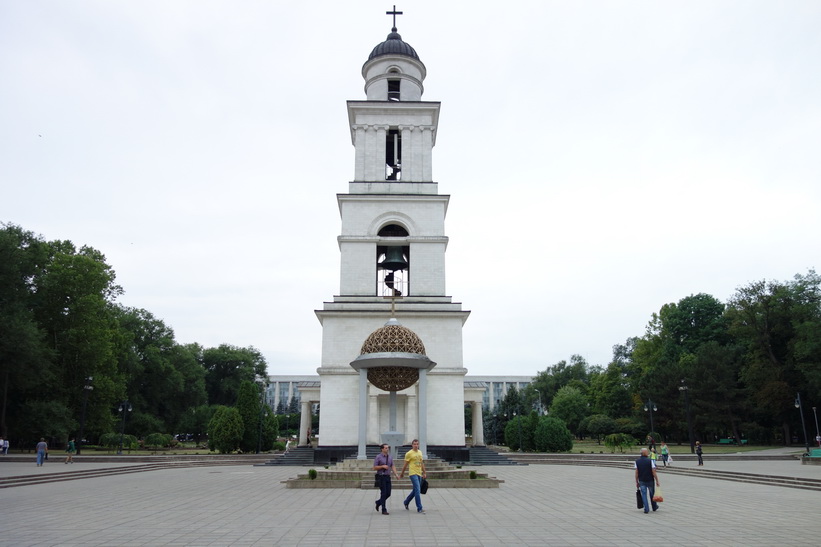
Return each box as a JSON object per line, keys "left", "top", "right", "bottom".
{"left": 314, "top": 11, "right": 471, "bottom": 450}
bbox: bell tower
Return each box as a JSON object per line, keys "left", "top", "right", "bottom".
{"left": 313, "top": 10, "right": 470, "bottom": 451}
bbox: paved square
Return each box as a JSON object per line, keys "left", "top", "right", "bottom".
{"left": 0, "top": 460, "right": 819, "bottom": 546}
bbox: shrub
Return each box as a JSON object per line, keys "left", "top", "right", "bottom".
{"left": 307, "top": 469, "right": 318, "bottom": 480}
{"left": 144, "top": 433, "right": 172, "bottom": 450}
{"left": 534, "top": 416, "right": 573, "bottom": 452}
{"left": 604, "top": 433, "right": 636, "bottom": 453}
{"left": 207, "top": 406, "right": 244, "bottom": 454}
{"left": 469, "top": 470, "right": 477, "bottom": 479}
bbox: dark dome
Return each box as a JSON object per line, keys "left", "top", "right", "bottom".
{"left": 368, "top": 28, "right": 420, "bottom": 61}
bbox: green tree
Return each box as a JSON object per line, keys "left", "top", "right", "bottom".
{"left": 549, "top": 385, "right": 588, "bottom": 435}
{"left": 585, "top": 414, "right": 617, "bottom": 443}
{"left": 237, "top": 380, "right": 263, "bottom": 453}
{"left": 726, "top": 271, "right": 821, "bottom": 444}
{"left": 203, "top": 345, "right": 267, "bottom": 406}
{"left": 259, "top": 407, "right": 278, "bottom": 452}
{"left": 208, "top": 406, "right": 244, "bottom": 454}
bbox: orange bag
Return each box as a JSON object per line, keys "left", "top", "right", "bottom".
{"left": 652, "top": 486, "right": 664, "bottom": 502}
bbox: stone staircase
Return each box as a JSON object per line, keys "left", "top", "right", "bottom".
{"left": 257, "top": 446, "right": 316, "bottom": 466}
{"left": 467, "top": 446, "right": 524, "bottom": 465}
{"left": 282, "top": 457, "right": 504, "bottom": 489}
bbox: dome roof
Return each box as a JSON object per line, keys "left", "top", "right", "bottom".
{"left": 368, "top": 28, "right": 420, "bottom": 61}
{"left": 360, "top": 318, "right": 426, "bottom": 355}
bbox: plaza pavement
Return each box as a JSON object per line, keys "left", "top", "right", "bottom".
{"left": 0, "top": 452, "right": 819, "bottom": 546}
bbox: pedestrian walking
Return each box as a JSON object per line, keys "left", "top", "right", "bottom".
{"left": 696, "top": 441, "right": 704, "bottom": 466}
{"left": 65, "top": 438, "right": 76, "bottom": 464}
{"left": 35, "top": 438, "right": 48, "bottom": 466}
{"left": 399, "top": 439, "right": 427, "bottom": 514}
{"left": 634, "top": 447, "right": 660, "bottom": 513}
{"left": 660, "top": 442, "right": 669, "bottom": 467}
{"left": 373, "top": 443, "right": 398, "bottom": 515}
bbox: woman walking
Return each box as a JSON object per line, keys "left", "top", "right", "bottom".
{"left": 65, "top": 438, "right": 76, "bottom": 464}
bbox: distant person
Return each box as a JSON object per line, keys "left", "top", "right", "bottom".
{"left": 399, "top": 439, "right": 427, "bottom": 514}
{"left": 647, "top": 435, "right": 656, "bottom": 451}
{"left": 3, "top": 438, "right": 9, "bottom": 455}
{"left": 696, "top": 441, "right": 703, "bottom": 466}
{"left": 0, "top": 437, "right": 3, "bottom": 455}
{"left": 373, "top": 443, "right": 398, "bottom": 515}
{"left": 650, "top": 447, "right": 657, "bottom": 463}
{"left": 35, "top": 437, "right": 48, "bottom": 466}
{"left": 65, "top": 438, "right": 76, "bottom": 464}
{"left": 660, "top": 442, "right": 669, "bottom": 467}
{"left": 634, "top": 447, "right": 660, "bottom": 513}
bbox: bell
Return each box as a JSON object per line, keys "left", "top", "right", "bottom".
{"left": 379, "top": 247, "right": 408, "bottom": 271}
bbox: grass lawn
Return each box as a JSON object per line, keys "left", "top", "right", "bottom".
{"left": 572, "top": 439, "right": 780, "bottom": 454}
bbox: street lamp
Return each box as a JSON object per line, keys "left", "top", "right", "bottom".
{"left": 813, "top": 407, "right": 820, "bottom": 448}
{"left": 643, "top": 399, "right": 657, "bottom": 436}
{"left": 514, "top": 409, "right": 523, "bottom": 452}
{"left": 255, "top": 375, "right": 268, "bottom": 454}
{"left": 794, "top": 393, "right": 809, "bottom": 456}
{"left": 117, "top": 400, "right": 132, "bottom": 455}
{"left": 77, "top": 376, "right": 93, "bottom": 455}
{"left": 679, "top": 380, "right": 695, "bottom": 453}
{"left": 534, "top": 389, "right": 544, "bottom": 415}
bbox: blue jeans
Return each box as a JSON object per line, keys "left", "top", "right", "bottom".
{"left": 638, "top": 481, "right": 658, "bottom": 512}
{"left": 36, "top": 450, "right": 46, "bottom": 465}
{"left": 404, "top": 474, "right": 423, "bottom": 511}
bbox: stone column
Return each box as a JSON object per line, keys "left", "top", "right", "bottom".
{"left": 299, "top": 400, "right": 312, "bottom": 446}
{"left": 353, "top": 124, "right": 366, "bottom": 181}
{"left": 400, "top": 125, "right": 413, "bottom": 181}
{"left": 418, "top": 368, "right": 428, "bottom": 458}
{"left": 472, "top": 402, "right": 485, "bottom": 446}
{"left": 358, "top": 369, "right": 368, "bottom": 459}
{"left": 367, "top": 391, "right": 379, "bottom": 445}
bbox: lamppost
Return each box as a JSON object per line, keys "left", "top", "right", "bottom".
{"left": 813, "top": 406, "right": 820, "bottom": 448}
{"left": 794, "top": 393, "right": 809, "bottom": 456}
{"left": 117, "top": 400, "right": 132, "bottom": 455}
{"left": 77, "top": 376, "right": 93, "bottom": 455}
{"left": 515, "top": 408, "right": 523, "bottom": 452}
{"left": 255, "top": 375, "right": 268, "bottom": 454}
{"left": 643, "top": 399, "right": 657, "bottom": 437}
{"left": 679, "top": 380, "right": 695, "bottom": 453}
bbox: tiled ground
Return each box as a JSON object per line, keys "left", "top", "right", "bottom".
{"left": 0, "top": 458, "right": 819, "bottom": 546}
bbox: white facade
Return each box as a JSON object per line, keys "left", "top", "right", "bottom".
{"left": 311, "top": 24, "right": 471, "bottom": 449}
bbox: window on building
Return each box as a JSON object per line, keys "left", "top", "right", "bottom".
{"left": 388, "top": 79, "right": 400, "bottom": 101}
{"left": 385, "top": 128, "right": 402, "bottom": 180}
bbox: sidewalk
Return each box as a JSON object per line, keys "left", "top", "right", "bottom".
{"left": 1, "top": 457, "right": 819, "bottom": 546}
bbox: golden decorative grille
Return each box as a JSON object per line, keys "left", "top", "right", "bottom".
{"left": 360, "top": 324, "right": 426, "bottom": 355}
{"left": 368, "top": 366, "right": 419, "bottom": 392}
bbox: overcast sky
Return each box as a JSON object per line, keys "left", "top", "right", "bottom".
{"left": 2, "top": 1, "right": 819, "bottom": 377}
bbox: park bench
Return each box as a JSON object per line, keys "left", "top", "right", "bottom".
{"left": 716, "top": 438, "right": 748, "bottom": 445}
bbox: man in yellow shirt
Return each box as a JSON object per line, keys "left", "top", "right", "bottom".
{"left": 399, "top": 439, "right": 427, "bottom": 513}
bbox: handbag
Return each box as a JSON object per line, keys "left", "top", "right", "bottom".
{"left": 374, "top": 473, "right": 380, "bottom": 488}
{"left": 652, "top": 486, "right": 664, "bottom": 503}
{"left": 636, "top": 489, "right": 644, "bottom": 509}
{"left": 420, "top": 477, "right": 429, "bottom": 494}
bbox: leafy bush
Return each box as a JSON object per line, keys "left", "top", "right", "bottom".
{"left": 99, "top": 432, "right": 138, "bottom": 452}
{"left": 144, "top": 433, "right": 172, "bottom": 450}
{"left": 469, "top": 470, "right": 477, "bottom": 479}
{"left": 604, "top": 433, "right": 636, "bottom": 453}
{"left": 534, "top": 416, "right": 573, "bottom": 452}
{"left": 307, "top": 469, "right": 318, "bottom": 480}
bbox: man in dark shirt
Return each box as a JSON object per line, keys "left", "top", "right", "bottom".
{"left": 634, "top": 447, "right": 660, "bottom": 513}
